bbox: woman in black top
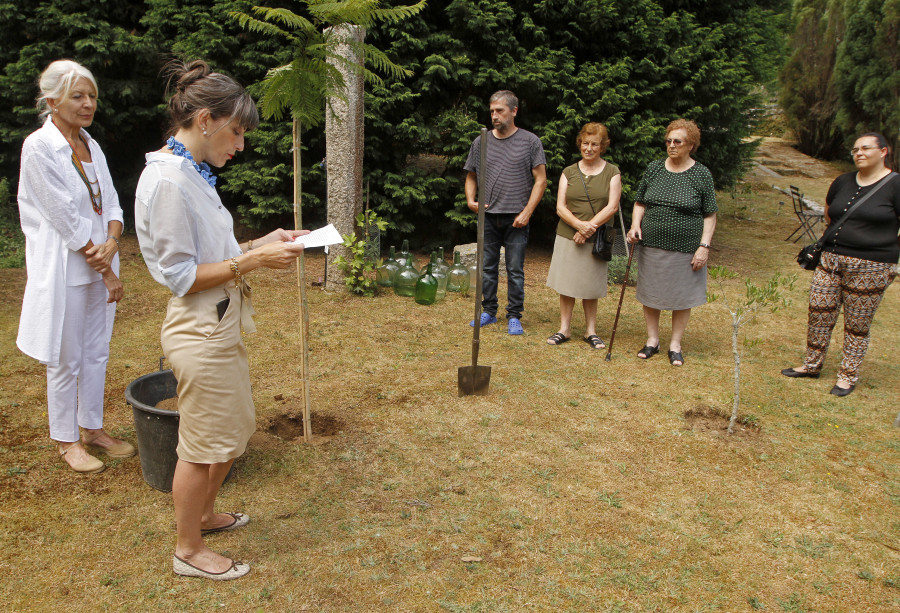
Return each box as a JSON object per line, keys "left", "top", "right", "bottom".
{"left": 782, "top": 133, "right": 899, "bottom": 396}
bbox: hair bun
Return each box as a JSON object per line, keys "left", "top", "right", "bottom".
{"left": 175, "top": 60, "right": 211, "bottom": 91}
{"left": 161, "top": 57, "right": 259, "bottom": 138}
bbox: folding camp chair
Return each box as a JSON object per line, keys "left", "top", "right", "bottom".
{"left": 784, "top": 185, "right": 824, "bottom": 242}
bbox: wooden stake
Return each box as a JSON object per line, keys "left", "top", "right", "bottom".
{"left": 293, "top": 118, "right": 312, "bottom": 443}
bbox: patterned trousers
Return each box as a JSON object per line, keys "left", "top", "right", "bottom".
{"left": 803, "top": 251, "right": 896, "bottom": 385}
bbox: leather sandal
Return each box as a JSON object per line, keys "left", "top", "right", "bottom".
{"left": 546, "top": 332, "right": 570, "bottom": 345}
{"left": 668, "top": 350, "right": 685, "bottom": 366}
{"left": 82, "top": 429, "right": 136, "bottom": 458}
{"left": 637, "top": 344, "right": 659, "bottom": 359}
{"left": 583, "top": 335, "right": 606, "bottom": 350}
{"left": 59, "top": 442, "right": 105, "bottom": 474}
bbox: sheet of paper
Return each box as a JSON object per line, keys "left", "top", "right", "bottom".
{"left": 289, "top": 224, "right": 343, "bottom": 248}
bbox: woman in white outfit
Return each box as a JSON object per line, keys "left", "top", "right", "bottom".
{"left": 16, "top": 60, "right": 133, "bottom": 474}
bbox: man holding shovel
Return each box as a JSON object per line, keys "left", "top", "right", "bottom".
{"left": 464, "top": 90, "right": 547, "bottom": 335}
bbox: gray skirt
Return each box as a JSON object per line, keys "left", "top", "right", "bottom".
{"left": 635, "top": 245, "right": 707, "bottom": 310}
{"left": 546, "top": 234, "right": 608, "bottom": 299}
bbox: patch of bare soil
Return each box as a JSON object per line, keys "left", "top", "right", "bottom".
{"left": 265, "top": 408, "right": 345, "bottom": 442}
{"left": 683, "top": 406, "right": 761, "bottom": 439}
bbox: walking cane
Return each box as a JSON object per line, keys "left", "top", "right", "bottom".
{"left": 605, "top": 223, "right": 634, "bottom": 362}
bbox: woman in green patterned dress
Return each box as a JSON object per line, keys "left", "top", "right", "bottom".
{"left": 625, "top": 119, "right": 717, "bottom": 366}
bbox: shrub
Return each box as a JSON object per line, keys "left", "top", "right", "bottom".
{"left": 607, "top": 254, "right": 637, "bottom": 287}
{"left": 333, "top": 211, "right": 388, "bottom": 297}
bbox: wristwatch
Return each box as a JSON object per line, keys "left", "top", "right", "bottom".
{"left": 699, "top": 242, "right": 711, "bottom": 249}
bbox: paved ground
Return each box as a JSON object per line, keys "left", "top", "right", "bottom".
{"left": 748, "top": 137, "right": 846, "bottom": 209}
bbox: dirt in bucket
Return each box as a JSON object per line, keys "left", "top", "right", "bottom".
{"left": 155, "top": 397, "right": 178, "bottom": 412}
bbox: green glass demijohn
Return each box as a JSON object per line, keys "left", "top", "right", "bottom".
{"left": 428, "top": 251, "right": 448, "bottom": 301}
{"left": 376, "top": 245, "right": 400, "bottom": 287}
{"left": 393, "top": 253, "right": 419, "bottom": 297}
{"left": 467, "top": 262, "right": 478, "bottom": 288}
{"left": 435, "top": 247, "right": 450, "bottom": 276}
{"left": 447, "top": 251, "right": 471, "bottom": 294}
{"left": 414, "top": 262, "right": 438, "bottom": 305}
{"left": 396, "top": 239, "right": 411, "bottom": 268}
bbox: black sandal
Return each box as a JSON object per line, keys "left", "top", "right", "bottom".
{"left": 547, "top": 332, "right": 570, "bottom": 346}
{"left": 668, "top": 350, "right": 684, "bottom": 366}
{"left": 582, "top": 335, "right": 606, "bottom": 350}
{"left": 637, "top": 344, "right": 659, "bottom": 359}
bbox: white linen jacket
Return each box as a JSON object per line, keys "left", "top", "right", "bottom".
{"left": 16, "top": 116, "right": 123, "bottom": 365}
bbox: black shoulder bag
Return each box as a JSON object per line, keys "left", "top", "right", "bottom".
{"left": 578, "top": 170, "right": 614, "bottom": 261}
{"left": 797, "top": 172, "right": 897, "bottom": 270}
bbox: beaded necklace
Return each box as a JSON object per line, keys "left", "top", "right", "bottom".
{"left": 166, "top": 136, "right": 217, "bottom": 188}
{"left": 67, "top": 134, "right": 102, "bottom": 215}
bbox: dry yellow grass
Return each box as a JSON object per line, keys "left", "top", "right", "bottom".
{"left": 1, "top": 175, "right": 900, "bottom": 611}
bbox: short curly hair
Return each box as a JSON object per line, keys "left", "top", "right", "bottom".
{"left": 576, "top": 122, "right": 610, "bottom": 155}
{"left": 666, "top": 118, "right": 701, "bottom": 153}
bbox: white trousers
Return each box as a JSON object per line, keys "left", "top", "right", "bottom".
{"left": 46, "top": 280, "right": 112, "bottom": 442}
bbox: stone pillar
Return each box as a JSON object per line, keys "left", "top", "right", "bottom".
{"left": 325, "top": 24, "right": 365, "bottom": 291}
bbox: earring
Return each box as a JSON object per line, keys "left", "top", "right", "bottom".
{"left": 52, "top": 108, "right": 58, "bottom": 113}
{"left": 202, "top": 129, "right": 208, "bottom": 135}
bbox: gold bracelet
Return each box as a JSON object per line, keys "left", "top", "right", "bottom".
{"left": 229, "top": 257, "right": 242, "bottom": 288}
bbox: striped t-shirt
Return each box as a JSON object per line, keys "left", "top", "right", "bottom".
{"left": 464, "top": 128, "right": 546, "bottom": 215}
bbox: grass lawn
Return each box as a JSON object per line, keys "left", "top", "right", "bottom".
{"left": 1, "top": 177, "right": 899, "bottom": 612}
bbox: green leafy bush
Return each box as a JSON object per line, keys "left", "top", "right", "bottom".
{"left": 607, "top": 254, "right": 637, "bottom": 287}
{"left": 333, "top": 211, "right": 388, "bottom": 297}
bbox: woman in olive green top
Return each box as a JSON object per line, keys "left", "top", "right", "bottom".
{"left": 626, "top": 119, "right": 717, "bottom": 366}
{"left": 546, "top": 122, "right": 622, "bottom": 348}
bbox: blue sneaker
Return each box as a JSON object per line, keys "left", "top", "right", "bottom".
{"left": 507, "top": 317, "right": 524, "bottom": 335}
{"left": 469, "top": 312, "right": 498, "bottom": 327}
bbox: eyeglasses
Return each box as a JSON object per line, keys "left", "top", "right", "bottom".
{"left": 665, "top": 138, "right": 685, "bottom": 147}
{"left": 850, "top": 145, "right": 883, "bottom": 156}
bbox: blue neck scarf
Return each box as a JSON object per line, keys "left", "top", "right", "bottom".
{"left": 166, "top": 136, "right": 217, "bottom": 188}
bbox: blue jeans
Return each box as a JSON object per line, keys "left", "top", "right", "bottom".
{"left": 482, "top": 213, "right": 528, "bottom": 320}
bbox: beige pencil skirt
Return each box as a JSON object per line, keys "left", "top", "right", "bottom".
{"left": 546, "top": 234, "right": 608, "bottom": 299}
{"left": 161, "top": 281, "right": 256, "bottom": 464}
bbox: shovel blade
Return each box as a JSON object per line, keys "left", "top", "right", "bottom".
{"left": 457, "top": 365, "right": 492, "bottom": 396}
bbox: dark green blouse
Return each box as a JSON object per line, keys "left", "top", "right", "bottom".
{"left": 556, "top": 161, "right": 621, "bottom": 240}
{"left": 635, "top": 159, "right": 717, "bottom": 253}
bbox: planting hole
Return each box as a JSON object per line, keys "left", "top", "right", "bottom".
{"left": 683, "top": 406, "right": 761, "bottom": 439}
{"left": 266, "top": 410, "right": 344, "bottom": 441}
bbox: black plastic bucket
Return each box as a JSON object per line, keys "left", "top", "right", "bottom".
{"left": 126, "top": 367, "right": 235, "bottom": 492}
{"left": 125, "top": 369, "right": 180, "bottom": 492}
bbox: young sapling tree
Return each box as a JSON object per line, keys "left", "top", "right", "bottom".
{"left": 708, "top": 265, "right": 796, "bottom": 433}
{"left": 231, "top": 0, "right": 424, "bottom": 440}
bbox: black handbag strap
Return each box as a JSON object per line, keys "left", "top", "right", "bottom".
{"left": 816, "top": 171, "right": 898, "bottom": 248}
{"left": 577, "top": 167, "right": 598, "bottom": 217}
{"left": 577, "top": 165, "right": 612, "bottom": 230}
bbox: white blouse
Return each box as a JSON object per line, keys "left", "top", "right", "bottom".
{"left": 134, "top": 152, "right": 242, "bottom": 297}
